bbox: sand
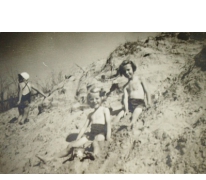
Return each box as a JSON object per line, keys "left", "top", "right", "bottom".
{"left": 0, "top": 33, "right": 206, "bottom": 174}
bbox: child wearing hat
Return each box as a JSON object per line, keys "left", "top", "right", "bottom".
{"left": 17, "top": 72, "right": 47, "bottom": 125}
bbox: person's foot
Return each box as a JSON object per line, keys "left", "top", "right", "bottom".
{"left": 84, "top": 152, "right": 96, "bottom": 160}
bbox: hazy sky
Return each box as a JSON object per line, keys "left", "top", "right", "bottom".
{"left": 0, "top": 32, "right": 159, "bottom": 83}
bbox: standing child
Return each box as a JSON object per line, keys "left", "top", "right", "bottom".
{"left": 36, "top": 86, "right": 111, "bottom": 162}
{"left": 17, "top": 72, "right": 47, "bottom": 125}
{"left": 118, "top": 60, "right": 151, "bottom": 130}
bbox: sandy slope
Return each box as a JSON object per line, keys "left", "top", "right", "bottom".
{"left": 0, "top": 33, "right": 206, "bottom": 174}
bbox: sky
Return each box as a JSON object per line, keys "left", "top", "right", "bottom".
{"left": 0, "top": 32, "right": 160, "bottom": 84}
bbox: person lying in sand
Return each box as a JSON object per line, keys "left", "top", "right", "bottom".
{"left": 17, "top": 72, "right": 47, "bottom": 125}
{"left": 116, "top": 59, "right": 151, "bottom": 130}
{"left": 36, "top": 86, "right": 112, "bottom": 162}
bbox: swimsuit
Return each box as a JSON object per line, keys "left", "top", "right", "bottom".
{"left": 18, "top": 82, "right": 31, "bottom": 109}
{"left": 128, "top": 98, "right": 145, "bottom": 113}
{"left": 91, "top": 124, "right": 105, "bottom": 136}
{"left": 86, "top": 123, "right": 106, "bottom": 140}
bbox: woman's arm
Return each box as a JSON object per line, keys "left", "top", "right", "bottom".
{"left": 141, "top": 77, "right": 151, "bottom": 107}
{"left": 104, "top": 108, "right": 111, "bottom": 141}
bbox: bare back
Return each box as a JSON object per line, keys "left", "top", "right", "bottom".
{"left": 19, "top": 82, "right": 31, "bottom": 95}
{"left": 125, "top": 75, "right": 144, "bottom": 99}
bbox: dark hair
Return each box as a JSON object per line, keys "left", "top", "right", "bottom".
{"left": 18, "top": 74, "right": 23, "bottom": 82}
{"left": 118, "top": 60, "right": 137, "bottom": 76}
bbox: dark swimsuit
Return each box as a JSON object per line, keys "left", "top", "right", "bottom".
{"left": 18, "top": 83, "right": 31, "bottom": 109}
{"left": 128, "top": 99, "right": 145, "bottom": 113}
{"left": 86, "top": 124, "right": 106, "bottom": 140}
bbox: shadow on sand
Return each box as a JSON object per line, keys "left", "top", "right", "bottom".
{"left": 109, "top": 108, "right": 123, "bottom": 116}
{"left": 66, "top": 133, "right": 79, "bottom": 142}
{"left": 8, "top": 117, "right": 18, "bottom": 123}
{"left": 117, "top": 125, "right": 128, "bottom": 132}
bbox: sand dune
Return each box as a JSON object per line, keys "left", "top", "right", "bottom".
{"left": 0, "top": 33, "right": 206, "bottom": 174}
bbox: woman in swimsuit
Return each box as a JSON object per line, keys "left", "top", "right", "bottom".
{"left": 17, "top": 72, "right": 47, "bottom": 125}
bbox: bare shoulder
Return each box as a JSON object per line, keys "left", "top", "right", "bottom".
{"left": 87, "top": 111, "right": 93, "bottom": 120}
{"left": 103, "top": 106, "right": 110, "bottom": 114}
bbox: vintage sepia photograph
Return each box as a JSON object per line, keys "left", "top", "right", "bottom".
{"left": 0, "top": 32, "right": 206, "bottom": 174}
{"left": 0, "top": 0, "right": 206, "bottom": 176}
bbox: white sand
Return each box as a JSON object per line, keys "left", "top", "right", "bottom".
{"left": 0, "top": 34, "right": 206, "bottom": 174}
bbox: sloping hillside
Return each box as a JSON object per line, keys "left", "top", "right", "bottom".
{"left": 0, "top": 33, "right": 206, "bottom": 174}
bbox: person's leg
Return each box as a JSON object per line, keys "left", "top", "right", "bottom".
{"left": 130, "top": 107, "right": 142, "bottom": 129}
{"left": 17, "top": 106, "right": 23, "bottom": 124}
{"left": 17, "top": 115, "right": 22, "bottom": 123}
{"left": 20, "top": 106, "right": 30, "bottom": 124}
{"left": 56, "top": 136, "right": 89, "bottom": 158}
{"left": 36, "top": 136, "right": 89, "bottom": 163}
{"left": 93, "top": 134, "right": 105, "bottom": 157}
{"left": 93, "top": 141, "right": 100, "bottom": 157}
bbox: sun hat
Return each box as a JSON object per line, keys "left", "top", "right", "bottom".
{"left": 19, "top": 72, "right": 30, "bottom": 80}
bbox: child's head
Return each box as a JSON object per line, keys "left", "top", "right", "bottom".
{"left": 87, "top": 87, "right": 104, "bottom": 109}
{"left": 119, "top": 60, "right": 137, "bottom": 79}
{"left": 18, "top": 72, "right": 30, "bottom": 82}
